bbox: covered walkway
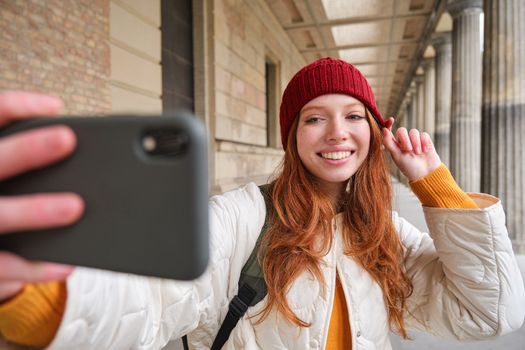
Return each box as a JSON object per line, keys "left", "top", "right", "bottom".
{"left": 1, "top": 1, "right": 523, "bottom": 349}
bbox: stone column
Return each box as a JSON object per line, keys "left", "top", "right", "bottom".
{"left": 415, "top": 75, "right": 425, "bottom": 131}
{"left": 396, "top": 99, "right": 407, "bottom": 127}
{"left": 431, "top": 32, "right": 452, "bottom": 166}
{"left": 422, "top": 58, "right": 436, "bottom": 140}
{"left": 481, "top": 0, "right": 525, "bottom": 253}
{"left": 398, "top": 96, "right": 411, "bottom": 185}
{"left": 404, "top": 101, "right": 411, "bottom": 129}
{"left": 408, "top": 82, "right": 418, "bottom": 129}
{"left": 448, "top": 0, "right": 483, "bottom": 192}
{"left": 403, "top": 101, "right": 410, "bottom": 129}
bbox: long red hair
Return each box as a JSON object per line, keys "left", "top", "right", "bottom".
{"left": 258, "top": 110, "right": 413, "bottom": 337}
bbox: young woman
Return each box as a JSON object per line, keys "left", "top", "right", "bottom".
{"left": 0, "top": 58, "right": 524, "bottom": 349}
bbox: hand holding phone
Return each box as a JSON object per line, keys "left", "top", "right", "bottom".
{"left": 0, "top": 107, "right": 209, "bottom": 283}
{"left": 0, "top": 91, "right": 82, "bottom": 302}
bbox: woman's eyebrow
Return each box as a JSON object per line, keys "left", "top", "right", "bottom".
{"left": 300, "top": 102, "right": 365, "bottom": 115}
{"left": 344, "top": 103, "right": 365, "bottom": 111}
{"left": 300, "top": 105, "right": 325, "bottom": 114}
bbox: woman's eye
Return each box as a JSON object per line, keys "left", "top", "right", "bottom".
{"left": 347, "top": 114, "right": 365, "bottom": 121}
{"left": 305, "top": 117, "right": 322, "bottom": 123}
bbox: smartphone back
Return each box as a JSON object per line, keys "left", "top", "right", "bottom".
{"left": 0, "top": 113, "right": 209, "bottom": 281}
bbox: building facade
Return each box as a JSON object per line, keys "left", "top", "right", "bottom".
{"left": 1, "top": 0, "right": 523, "bottom": 254}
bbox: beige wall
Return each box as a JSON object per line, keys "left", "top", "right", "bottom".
{"left": 109, "top": 0, "right": 162, "bottom": 113}
{"left": 210, "top": 0, "right": 306, "bottom": 192}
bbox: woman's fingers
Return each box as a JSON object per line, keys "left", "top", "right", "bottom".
{"left": 0, "top": 125, "right": 76, "bottom": 180}
{"left": 0, "top": 91, "right": 81, "bottom": 232}
{"left": 0, "top": 92, "right": 78, "bottom": 301}
{"left": 0, "top": 280, "right": 25, "bottom": 300}
{"left": 0, "top": 92, "right": 62, "bottom": 127}
{"left": 0, "top": 252, "right": 73, "bottom": 301}
{"left": 0, "top": 252, "right": 74, "bottom": 281}
{"left": 381, "top": 127, "right": 398, "bottom": 154}
{"left": 0, "top": 193, "right": 84, "bottom": 234}
{"left": 394, "top": 127, "right": 413, "bottom": 152}
{"left": 0, "top": 91, "right": 75, "bottom": 181}
{"left": 420, "top": 132, "right": 434, "bottom": 153}
{"left": 408, "top": 129, "right": 422, "bottom": 154}
{"left": 390, "top": 128, "right": 434, "bottom": 155}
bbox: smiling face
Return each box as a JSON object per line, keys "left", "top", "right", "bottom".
{"left": 296, "top": 94, "right": 371, "bottom": 195}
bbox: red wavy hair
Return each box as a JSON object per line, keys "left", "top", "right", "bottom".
{"left": 257, "top": 110, "right": 413, "bottom": 337}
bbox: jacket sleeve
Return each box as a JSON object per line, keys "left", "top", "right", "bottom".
{"left": 396, "top": 194, "right": 525, "bottom": 340}
{"left": 46, "top": 183, "right": 266, "bottom": 350}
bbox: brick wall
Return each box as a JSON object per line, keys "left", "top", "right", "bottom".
{"left": 211, "top": 0, "right": 306, "bottom": 192}
{"left": 0, "top": 0, "right": 111, "bottom": 114}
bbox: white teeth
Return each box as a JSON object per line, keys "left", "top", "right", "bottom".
{"left": 320, "top": 151, "right": 352, "bottom": 160}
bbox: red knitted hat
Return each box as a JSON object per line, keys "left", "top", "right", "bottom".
{"left": 279, "top": 57, "right": 385, "bottom": 149}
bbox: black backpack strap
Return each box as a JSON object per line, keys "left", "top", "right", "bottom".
{"left": 210, "top": 283, "right": 257, "bottom": 350}
{"left": 182, "top": 335, "right": 189, "bottom": 350}
{"left": 210, "top": 184, "right": 273, "bottom": 350}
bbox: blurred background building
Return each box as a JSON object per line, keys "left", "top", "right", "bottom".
{"left": 1, "top": 0, "right": 524, "bottom": 349}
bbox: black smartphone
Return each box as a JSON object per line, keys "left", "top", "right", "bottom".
{"left": 0, "top": 112, "right": 209, "bottom": 281}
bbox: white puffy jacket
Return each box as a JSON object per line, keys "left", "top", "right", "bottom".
{"left": 47, "top": 183, "right": 525, "bottom": 350}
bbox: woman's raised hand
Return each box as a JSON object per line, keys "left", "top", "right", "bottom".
{"left": 381, "top": 117, "right": 442, "bottom": 182}
{"left": 0, "top": 92, "right": 84, "bottom": 302}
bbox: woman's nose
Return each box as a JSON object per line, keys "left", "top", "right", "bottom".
{"left": 326, "top": 118, "right": 348, "bottom": 142}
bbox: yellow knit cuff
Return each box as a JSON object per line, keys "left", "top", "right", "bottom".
{"left": 409, "top": 164, "right": 478, "bottom": 208}
{"left": 0, "top": 281, "right": 66, "bottom": 348}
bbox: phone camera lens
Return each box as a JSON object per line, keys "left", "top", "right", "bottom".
{"left": 142, "top": 136, "right": 157, "bottom": 152}
{"left": 142, "top": 129, "right": 189, "bottom": 157}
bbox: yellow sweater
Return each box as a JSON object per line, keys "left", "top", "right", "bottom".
{"left": 0, "top": 164, "right": 477, "bottom": 348}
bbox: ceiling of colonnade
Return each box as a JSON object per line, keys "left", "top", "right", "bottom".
{"left": 265, "top": 0, "right": 451, "bottom": 118}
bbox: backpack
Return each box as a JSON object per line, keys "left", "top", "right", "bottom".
{"left": 182, "top": 184, "right": 273, "bottom": 350}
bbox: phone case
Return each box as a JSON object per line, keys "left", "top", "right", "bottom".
{"left": 0, "top": 113, "right": 209, "bottom": 281}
